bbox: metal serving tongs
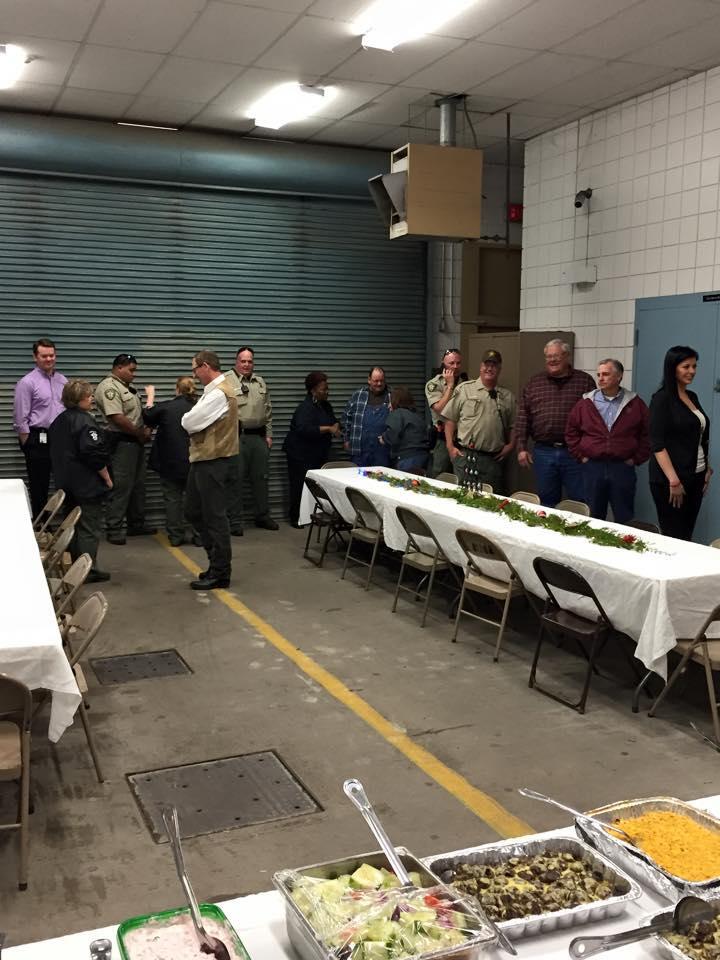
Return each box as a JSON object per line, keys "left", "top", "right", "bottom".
{"left": 568, "top": 895, "right": 716, "bottom": 958}
{"left": 159, "top": 804, "right": 231, "bottom": 960}
{"left": 342, "top": 779, "right": 517, "bottom": 956}
{"left": 518, "top": 788, "right": 636, "bottom": 845}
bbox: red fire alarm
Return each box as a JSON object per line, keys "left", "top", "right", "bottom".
{"left": 508, "top": 203, "right": 523, "bottom": 223}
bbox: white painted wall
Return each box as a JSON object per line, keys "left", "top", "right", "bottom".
{"left": 521, "top": 66, "right": 720, "bottom": 386}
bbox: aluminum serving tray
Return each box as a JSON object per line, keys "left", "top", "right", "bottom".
{"left": 655, "top": 896, "right": 720, "bottom": 960}
{"left": 272, "top": 846, "right": 497, "bottom": 960}
{"left": 577, "top": 797, "right": 720, "bottom": 901}
{"left": 424, "top": 834, "right": 642, "bottom": 941}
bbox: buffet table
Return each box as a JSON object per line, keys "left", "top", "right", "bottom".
{"left": 299, "top": 468, "right": 720, "bottom": 678}
{"left": 8, "top": 795, "right": 720, "bottom": 959}
{"left": 0, "top": 479, "right": 80, "bottom": 741}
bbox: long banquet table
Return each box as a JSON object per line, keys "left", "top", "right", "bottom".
{"left": 8, "top": 794, "right": 720, "bottom": 958}
{"left": 299, "top": 467, "right": 720, "bottom": 678}
{"left": 0, "top": 478, "right": 80, "bottom": 741}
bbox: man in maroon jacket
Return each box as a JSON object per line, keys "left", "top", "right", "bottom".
{"left": 566, "top": 358, "right": 650, "bottom": 524}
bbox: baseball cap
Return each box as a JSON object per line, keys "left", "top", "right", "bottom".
{"left": 481, "top": 349, "right": 502, "bottom": 364}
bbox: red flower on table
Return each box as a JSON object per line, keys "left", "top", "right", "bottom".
{"left": 411, "top": 479, "right": 420, "bottom": 487}
{"left": 499, "top": 499, "right": 510, "bottom": 509}
{"left": 622, "top": 534, "right": 636, "bottom": 544}
{"left": 537, "top": 510, "right": 547, "bottom": 517}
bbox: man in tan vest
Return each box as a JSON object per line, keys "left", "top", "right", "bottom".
{"left": 181, "top": 350, "right": 239, "bottom": 590}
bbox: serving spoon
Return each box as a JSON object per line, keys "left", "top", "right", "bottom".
{"left": 159, "top": 804, "right": 231, "bottom": 960}
{"left": 518, "top": 788, "right": 636, "bottom": 845}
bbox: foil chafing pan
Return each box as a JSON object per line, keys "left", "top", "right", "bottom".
{"left": 578, "top": 797, "right": 720, "bottom": 901}
{"left": 655, "top": 897, "right": 720, "bottom": 960}
{"left": 272, "top": 846, "right": 497, "bottom": 960}
{"left": 424, "top": 834, "right": 641, "bottom": 940}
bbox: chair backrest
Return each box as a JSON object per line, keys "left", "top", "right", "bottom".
{"left": 304, "top": 475, "right": 340, "bottom": 517}
{"left": 456, "top": 529, "right": 515, "bottom": 580}
{"left": 0, "top": 674, "right": 32, "bottom": 731}
{"left": 511, "top": 490, "right": 540, "bottom": 505}
{"left": 43, "top": 523, "right": 76, "bottom": 574}
{"left": 710, "top": 538, "right": 720, "bottom": 550}
{"left": 627, "top": 519, "right": 660, "bottom": 534}
{"left": 322, "top": 461, "right": 358, "bottom": 469}
{"left": 532, "top": 556, "right": 610, "bottom": 624}
{"left": 346, "top": 487, "right": 382, "bottom": 532}
{"left": 436, "top": 472, "right": 458, "bottom": 485}
{"left": 33, "top": 489, "right": 65, "bottom": 533}
{"left": 65, "top": 592, "right": 109, "bottom": 665}
{"left": 396, "top": 505, "right": 443, "bottom": 556}
{"left": 557, "top": 499, "right": 590, "bottom": 517}
{"left": 53, "top": 553, "right": 93, "bottom": 618}
{"left": 44, "top": 505, "right": 82, "bottom": 551}
{"left": 481, "top": 483, "right": 494, "bottom": 494}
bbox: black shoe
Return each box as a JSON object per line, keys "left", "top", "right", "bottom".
{"left": 199, "top": 568, "right": 210, "bottom": 579}
{"left": 191, "top": 534, "right": 203, "bottom": 547}
{"left": 255, "top": 516, "right": 279, "bottom": 530}
{"left": 107, "top": 533, "right": 126, "bottom": 545}
{"left": 190, "top": 576, "right": 230, "bottom": 590}
{"left": 87, "top": 569, "right": 111, "bottom": 583}
{"left": 127, "top": 526, "right": 157, "bottom": 536}
{"left": 168, "top": 537, "right": 185, "bottom": 547}
{"left": 230, "top": 528, "right": 244, "bottom": 537}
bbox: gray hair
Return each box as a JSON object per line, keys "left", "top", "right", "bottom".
{"left": 544, "top": 338, "right": 571, "bottom": 356}
{"left": 598, "top": 357, "right": 624, "bottom": 376}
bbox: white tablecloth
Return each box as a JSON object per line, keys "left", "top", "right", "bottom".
{"left": 9, "top": 795, "right": 720, "bottom": 959}
{"left": 299, "top": 468, "right": 720, "bottom": 678}
{"left": 0, "top": 479, "right": 80, "bottom": 741}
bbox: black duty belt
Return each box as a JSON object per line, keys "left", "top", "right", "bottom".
{"left": 115, "top": 433, "right": 141, "bottom": 443}
{"left": 536, "top": 441, "right": 567, "bottom": 448}
{"left": 458, "top": 444, "right": 502, "bottom": 456}
{"left": 241, "top": 426, "right": 266, "bottom": 437}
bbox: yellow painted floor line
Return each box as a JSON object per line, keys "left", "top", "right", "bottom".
{"left": 159, "top": 533, "right": 534, "bottom": 840}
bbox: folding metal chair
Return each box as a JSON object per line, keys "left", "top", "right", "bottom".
{"left": 42, "top": 524, "right": 76, "bottom": 580}
{"left": 452, "top": 530, "right": 525, "bottom": 660}
{"left": 33, "top": 489, "right": 65, "bottom": 538}
{"left": 529, "top": 557, "right": 613, "bottom": 714}
{"left": 556, "top": 499, "right": 590, "bottom": 517}
{"left": 392, "top": 506, "right": 461, "bottom": 627}
{"left": 0, "top": 674, "right": 32, "bottom": 889}
{"left": 647, "top": 604, "right": 720, "bottom": 747}
{"left": 511, "top": 490, "right": 540, "bottom": 504}
{"left": 627, "top": 519, "right": 660, "bottom": 534}
{"left": 50, "top": 553, "right": 93, "bottom": 622}
{"left": 711, "top": 538, "right": 720, "bottom": 549}
{"left": 436, "top": 472, "right": 458, "bottom": 485}
{"left": 341, "top": 488, "right": 384, "bottom": 590}
{"left": 302, "top": 476, "right": 351, "bottom": 567}
{"left": 39, "top": 505, "right": 82, "bottom": 561}
{"left": 321, "top": 461, "right": 358, "bottom": 469}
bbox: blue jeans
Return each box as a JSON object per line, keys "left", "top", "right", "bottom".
{"left": 583, "top": 459, "right": 636, "bottom": 524}
{"left": 532, "top": 444, "right": 585, "bottom": 507}
{"left": 396, "top": 452, "right": 429, "bottom": 473}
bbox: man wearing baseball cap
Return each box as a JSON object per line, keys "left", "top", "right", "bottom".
{"left": 441, "top": 349, "right": 516, "bottom": 492}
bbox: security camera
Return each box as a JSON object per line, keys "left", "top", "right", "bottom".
{"left": 575, "top": 188, "right": 592, "bottom": 208}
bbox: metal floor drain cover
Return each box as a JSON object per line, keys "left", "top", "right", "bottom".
{"left": 128, "top": 751, "right": 321, "bottom": 842}
{"left": 90, "top": 649, "right": 192, "bottom": 684}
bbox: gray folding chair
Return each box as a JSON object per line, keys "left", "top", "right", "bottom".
{"left": 556, "top": 499, "right": 590, "bottom": 517}
{"left": 341, "top": 488, "right": 384, "bottom": 590}
{"left": 710, "top": 538, "right": 720, "bottom": 549}
{"left": 626, "top": 519, "right": 660, "bottom": 534}
{"left": 39, "top": 505, "right": 82, "bottom": 561}
{"left": 453, "top": 530, "right": 524, "bottom": 660}
{"left": 0, "top": 674, "right": 32, "bottom": 889}
{"left": 321, "top": 461, "right": 358, "bottom": 469}
{"left": 436, "top": 472, "right": 458, "bottom": 485}
{"left": 511, "top": 490, "right": 540, "bottom": 505}
{"left": 51, "top": 553, "right": 93, "bottom": 622}
{"left": 303, "top": 476, "right": 351, "bottom": 567}
{"left": 42, "top": 524, "right": 76, "bottom": 580}
{"left": 33, "top": 489, "right": 66, "bottom": 540}
{"left": 392, "top": 506, "right": 461, "bottom": 627}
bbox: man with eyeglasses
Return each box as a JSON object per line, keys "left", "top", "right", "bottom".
{"left": 425, "top": 348, "right": 464, "bottom": 477}
{"left": 182, "top": 351, "right": 239, "bottom": 590}
{"left": 95, "top": 354, "right": 154, "bottom": 545}
{"left": 225, "top": 346, "right": 278, "bottom": 532}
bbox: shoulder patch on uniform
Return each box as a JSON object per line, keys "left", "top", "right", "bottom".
{"left": 104, "top": 388, "right": 118, "bottom": 400}
{"left": 427, "top": 382, "right": 438, "bottom": 393}
{"left": 89, "top": 430, "right": 98, "bottom": 441}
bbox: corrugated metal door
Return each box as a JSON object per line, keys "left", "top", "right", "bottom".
{"left": 0, "top": 173, "right": 426, "bottom": 521}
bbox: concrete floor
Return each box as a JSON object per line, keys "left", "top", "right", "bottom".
{"left": 1, "top": 524, "right": 718, "bottom": 946}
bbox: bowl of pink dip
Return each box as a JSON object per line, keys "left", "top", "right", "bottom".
{"left": 117, "top": 904, "right": 250, "bottom": 960}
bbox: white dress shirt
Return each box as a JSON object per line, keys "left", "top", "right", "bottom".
{"left": 181, "top": 373, "right": 230, "bottom": 435}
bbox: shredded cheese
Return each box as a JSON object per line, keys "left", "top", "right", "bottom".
{"left": 613, "top": 811, "right": 720, "bottom": 881}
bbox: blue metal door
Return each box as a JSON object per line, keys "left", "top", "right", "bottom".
{"left": 633, "top": 294, "right": 720, "bottom": 542}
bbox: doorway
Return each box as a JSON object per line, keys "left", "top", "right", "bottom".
{"left": 633, "top": 293, "right": 720, "bottom": 542}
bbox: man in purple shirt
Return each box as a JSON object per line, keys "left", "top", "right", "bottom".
{"left": 13, "top": 338, "right": 68, "bottom": 518}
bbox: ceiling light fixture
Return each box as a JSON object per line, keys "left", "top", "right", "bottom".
{"left": 0, "top": 43, "right": 27, "bottom": 89}
{"left": 247, "top": 82, "right": 334, "bottom": 130}
{"left": 117, "top": 122, "right": 179, "bottom": 131}
{"left": 353, "top": 0, "right": 477, "bottom": 51}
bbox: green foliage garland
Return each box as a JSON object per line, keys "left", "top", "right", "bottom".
{"left": 362, "top": 470, "right": 648, "bottom": 553}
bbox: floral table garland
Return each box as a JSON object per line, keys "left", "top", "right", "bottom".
{"left": 361, "top": 469, "right": 648, "bottom": 552}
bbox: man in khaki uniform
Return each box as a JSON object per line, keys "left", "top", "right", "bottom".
{"left": 94, "top": 353, "right": 153, "bottom": 545}
{"left": 442, "top": 349, "right": 516, "bottom": 493}
{"left": 182, "top": 350, "right": 239, "bottom": 590}
{"left": 425, "top": 348, "right": 463, "bottom": 477}
{"left": 226, "top": 346, "right": 278, "bottom": 531}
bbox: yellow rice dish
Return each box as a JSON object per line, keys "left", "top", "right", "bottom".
{"left": 612, "top": 811, "right": 720, "bottom": 881}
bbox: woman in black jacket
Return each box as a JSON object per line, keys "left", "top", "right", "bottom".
{"left": 282, "top": 371, "right": 341, "bottom": 527}
{"left": 48, "top": 379, "right": 113, "bottom": 582}
{"left": 649, "top": 345, "right": 712, "bottom": 540}
{"left": 143, "top": 377, "right": 199, "bottom": 546}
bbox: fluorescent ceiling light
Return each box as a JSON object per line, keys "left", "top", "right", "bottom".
{"left": 247, "top": 83, "right": 334, "bottom": 130}
{"left": 0, "top": 43, "right": 27, "bottom": 89}
{"left": 353, "top": 0, "right": 477, "bottom": 51}
{"left": 117, "top": 122, "right": 179, "bottom": 131}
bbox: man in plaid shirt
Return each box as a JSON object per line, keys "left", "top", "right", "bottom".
{"left": 514, "top": 339, "right": 595, "bottom": 507}
{"left": 343, "top": 366, "right": 392, "bottom": 466}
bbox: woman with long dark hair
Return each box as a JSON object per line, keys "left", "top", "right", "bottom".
{"left": 649, "top": 345, "right": 712, "bottom": 540}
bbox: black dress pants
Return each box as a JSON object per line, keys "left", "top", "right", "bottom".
{"left": 651, "top": 470, "right": 705, "bottom": 541}
{"left": 22, "top": 430, "right": 52, "bottom": 519}
{"left": 286, "top": 455, "right": 324, "bottom": 525}
{"left": 185, "top": 457, "right": 233, "bottom": 580}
